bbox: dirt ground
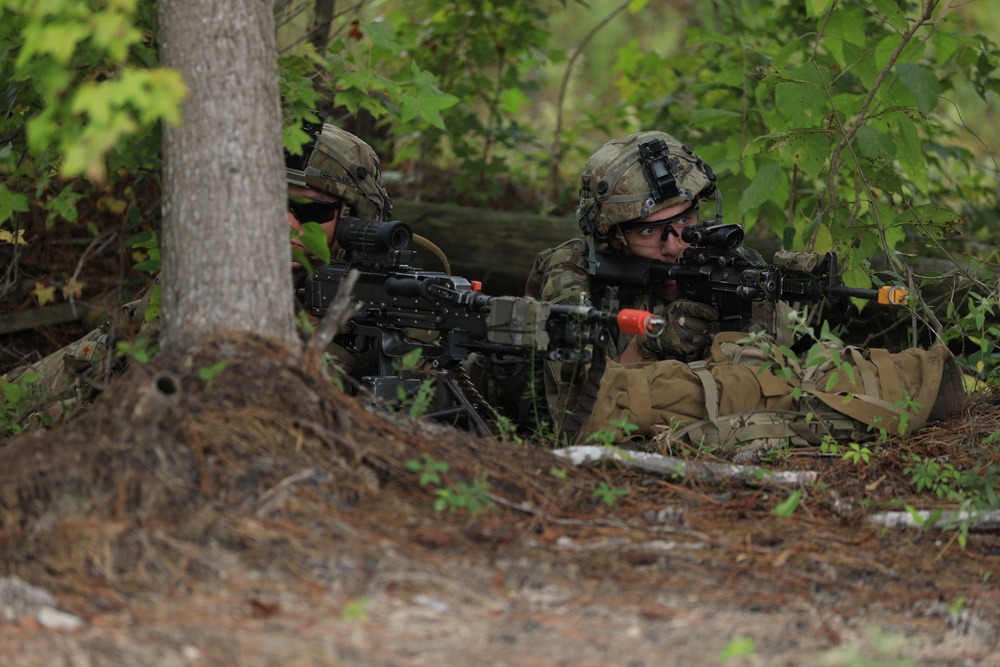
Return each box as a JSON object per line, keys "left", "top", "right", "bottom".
{"left": 0, "top": 330, "right": 997, "bottom": 667}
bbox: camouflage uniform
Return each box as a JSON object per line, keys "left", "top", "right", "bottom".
{"left": 2, "top": 121, "right": 390, "bottom": 430}
{"left": 506, "top": 131, "right": 964, "bottom": 452}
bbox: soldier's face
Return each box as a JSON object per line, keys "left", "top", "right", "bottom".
{"left": 612, "top": 200, "right": 699, "bottom": 300}
{"left": 619, "top": 201, "right": 699, "bottom": 262}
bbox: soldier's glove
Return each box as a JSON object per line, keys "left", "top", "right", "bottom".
{"left": 637, "top": 299, "right": 719, "bottom": 359}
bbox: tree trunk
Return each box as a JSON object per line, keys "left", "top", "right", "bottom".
{"left": 158, "top": 0, "right": 298, "bottom": 352}
{"left": 310, "top": 0, "right": 336, "bottom": 52}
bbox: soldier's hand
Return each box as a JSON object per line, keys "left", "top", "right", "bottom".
{"left": 638, "top": 299, "right": 719, "bottom": 359}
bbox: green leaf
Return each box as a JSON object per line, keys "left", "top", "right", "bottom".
{"left": 897, "top": 63, "right": 940, "bottom": 115}
{"left": 718, "top": 636, "right": 756, "bottom": 660}
{"left": 772, "top": 489, "right": 803, "bottom": 517}
{"left": 777, "top": 131, "right": 830, "bottom": 179}
{"left": 293, "top": 222, "right": 331, "bottom": 264}
{"left": 0, "top": 185, "right": 29, "bottom": 224}
{"left": 736, "top": 162, "right": 784, "bottom": 221}
{"left": 198, "top": 360, "right": 230, "bottom": 381}
{"left": 804, "top": 0, "right": 833, "bottom": 17}
{"left": 774, "top": 82, "right": 830, "bottom": 128}
{"left": 893, "top": 204, "right": 963, "bottom": 237}
{"left": 872, "top": 0, "right": 907, "bottom": 32}
{"left": 854, "top": 125, "right": 895, "bottom": 161}
{"left": 688, "top": 108, "right": 741, "bottom": 128}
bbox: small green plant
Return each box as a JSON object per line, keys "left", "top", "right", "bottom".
{"left": 405, "top": 453, "right": 449, "bottom": 487}
{"left": 434, "top": 478, "right": 493, "bottom": 515}
{"left": 491, "top": 413, "right": 524, "bottom": 444}
{"left": 947, "top": 595, "right": 966, "bottom": 617}
{"left": 340, "top": 596, "right": 370, "bottom": 624}
{"left": 905, "top": 454, "right": 962, "bottom": 499}
{"left": 772, "top": 489, "right": 803, "bottom": 517}
{"left": 718, "top": 636, "right": 756, "bottom": 661}
{"left": 0, "top": 373, "right": 49, "bottom": 436}
{"left": 983, "top": 428, "right": 1000, "bottom": 448}
{"left": 842, "top": 442, "right": 872, "bottom": 465}
{"left": 548, "top": 466, "right": 567, "bottom": 479}
{"left": 197, "top": 360, "right": 229, "bottom": 381}
{"left": 388, "top": 349, "right": 437, "bottom": 420}
{"left": 940, "top": 291, "right": 1000, "bottom": 384}
{"left": 116, "top": 336, "right": 157, "bottom": 365}
{"left": 593, "top": 481, "right": 627, "bottom": 507}
{"left": 398, "top": 378, "right": 436, "bottom": 421}
{"left": 819, "top": 435, "right": 840, "bottom": 456}
{"left": 405, "top": 454, "right": 493, "bottom": 515}
{"left": 585, "top": 418, "right": 639, "bottom": 447}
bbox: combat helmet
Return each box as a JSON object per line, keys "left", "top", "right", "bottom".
{"left": 577, "top": 131, "right": 718, "bottom": 242}
{"left": 285, "top": 120, "right": 392, "bottom": 221}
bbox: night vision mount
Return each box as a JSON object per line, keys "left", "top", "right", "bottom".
{"left": 638, "top": 139, "right": 688, "bottom": 216}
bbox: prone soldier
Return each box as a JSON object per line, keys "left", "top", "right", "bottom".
{"left": 1, "top": 121, "right": 392, "bottom": 430}
{"left": 472, "top": 131, "right": 965, "bottom": 457}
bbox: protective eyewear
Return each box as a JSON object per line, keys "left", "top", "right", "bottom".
{"left": 620, "top": 203, "right": 700, "bottom": 247}
{"left": 288, "top": 197, "right": 340, "bottom": 223}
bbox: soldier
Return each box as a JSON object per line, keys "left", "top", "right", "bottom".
{"left": 499, "top": 131, "right": 964, "bottom": 456}
{"left": 1, "top": 121, "right": 391, "bottom": 430}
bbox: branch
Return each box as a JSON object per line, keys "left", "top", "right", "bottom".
{"left": 542, "top": 0, "right": 632, "bottom": 210}
{"left": 551, "top": 445, "right": 817, "bottom": 488}
{"left": 868, "top": 509, "right": 1000, "bottom": 531}
{"left": 301, "top": 268, "right": 361, "bottom": 378}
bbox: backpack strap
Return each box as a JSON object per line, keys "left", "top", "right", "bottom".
{"left": 561, "top": 348, "right": 608, "bottom": 441}
{"left": 674, "top": 408, "right": 866, "bottom": 455}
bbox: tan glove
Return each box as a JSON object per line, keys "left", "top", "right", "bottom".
{"left": 637, "top": 299, "right": 719, "bottom": 359}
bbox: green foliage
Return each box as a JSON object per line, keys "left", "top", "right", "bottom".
{"left": 383, "top": 0, "right": 569, "bottom": 202}
{"left": 586, "top": 418, "right": 640, "bottom": 446}
{"left": 905, "top": 453, "right": 1000, "bottom": 508}
{"left": 593, "top": 480, "right": 627, "bottom": 506}
{"left": 115, "top": 335, "right": 157, "bottom": 365}
{"left": 609, "top": 0, "right": 1000, "bottom": 326}
{"left": 842, "top": 442, "right": 872, "bottom": 466}
{"left": 433, "top": 478, "right": 494, "bottom": 514}
{"left": 939, "top": 290, "right": 1000, "bottom": 383}
{"left": 277, "top": 16, "right": 459, "bottom": 156}
{"left": 197, "top": 361, "right": 229, "bottom": 382}
{"left": 0, "top": 0, "right": 184, "bottom": 183}
{"left": 772, "top": 489, "right": 803, "bottom": 517}
{"left": 406, "top": 454, "right": 494, "bottom": 514}
{"left": 340, "top": 596, "right": 370, "bottom": 624}
{"left": 719, "top": 636, "right": 756, "bottom": 661}
{"left": 0, "top": 372, "right": 50, "bottom": 436}
{"left": 406, "top": 452, "right": 450, "bottom": 487}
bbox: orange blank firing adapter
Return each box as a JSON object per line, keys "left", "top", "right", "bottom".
{"left": 616, "top": 309, "right": 667, "bottom": 338}
{"left": 878, "top": 286, "right": 908, "bottom": 306}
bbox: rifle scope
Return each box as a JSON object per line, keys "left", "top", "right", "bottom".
{"left": 335, "top": 217, "right": 412, "bottom": 256}
{"left": 681, "top": 223, "right": 744, "bottom": 251}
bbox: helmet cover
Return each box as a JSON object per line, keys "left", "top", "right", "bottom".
{"left": 577, "top": 130, "right": 717, "bottom": 239}
{"left": 285, "top": 121, "right": 392, "bottom": 221}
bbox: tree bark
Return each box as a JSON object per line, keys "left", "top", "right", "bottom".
{"left": 158, "top": 0, "right": 298, "bottom": 351}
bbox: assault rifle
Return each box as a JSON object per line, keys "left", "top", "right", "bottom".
{"left": 296, "top": 217, "right": 665, "bottom": 436}
{"left": 590, "top": 222, "right": 908, "bottom": 337}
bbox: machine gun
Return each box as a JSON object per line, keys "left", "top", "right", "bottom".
{"left": 590, "top": 222, "right": 908, "bottom": 336}
{"left": 296, "top": 217, "right": 665, "bottom": 436}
